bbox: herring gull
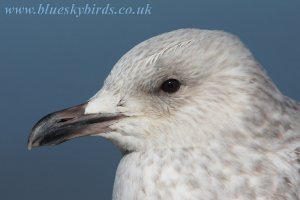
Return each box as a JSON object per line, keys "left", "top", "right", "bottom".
{"left": 28, "top": 29, "right": 300, "bottom": 200}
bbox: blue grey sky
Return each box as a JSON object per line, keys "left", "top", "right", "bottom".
{"left": 0, "top": 0, "right": 299, "bottom": 199}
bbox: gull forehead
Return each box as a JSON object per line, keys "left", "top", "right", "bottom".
{"left": 97, "top": 29, "right": 251, "bottom": 91}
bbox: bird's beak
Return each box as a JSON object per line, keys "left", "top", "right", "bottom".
{"left": 27, "top": 103, "right": 125, "bottom": 150}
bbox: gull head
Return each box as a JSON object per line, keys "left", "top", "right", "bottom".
{"left": 28, "top": 29, "right": 281, "bottom": 152}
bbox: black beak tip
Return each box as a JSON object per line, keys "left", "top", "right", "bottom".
{"left": 27, "top": 143, "right": 32, "bottom": 151}
{"left": 27, "top": 133, "right": 39, "bottom": 151}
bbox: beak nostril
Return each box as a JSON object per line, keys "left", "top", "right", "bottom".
{"left": 58, "top": 118, "right": 73, "bottom": 123}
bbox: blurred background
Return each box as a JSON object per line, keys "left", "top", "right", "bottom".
{"left": 0, "top": 0, "right": 299, "bottom": 199}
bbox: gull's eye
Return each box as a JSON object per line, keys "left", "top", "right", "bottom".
{"left": 161, "top": 79, "right": 181, "bottom": 93}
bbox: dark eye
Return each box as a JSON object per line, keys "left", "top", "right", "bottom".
{"left": 161, "top": 79, "right": 181, "bottom": 93}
